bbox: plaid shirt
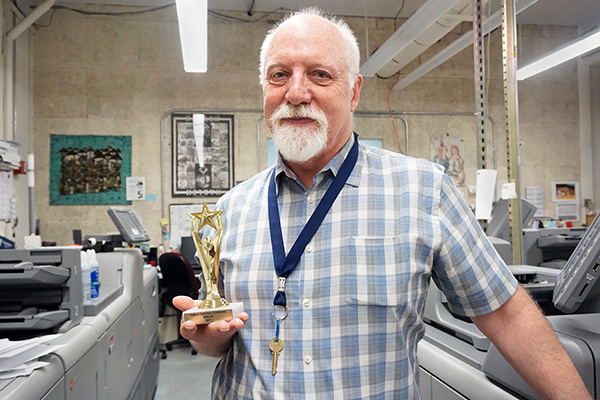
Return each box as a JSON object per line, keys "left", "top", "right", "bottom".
{"left": 210, "top": 133, "right": 518, "bottom": 399}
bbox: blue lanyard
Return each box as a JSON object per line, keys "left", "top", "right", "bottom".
{"left": 268, "top": 133, "right": 359, "bottom": 307}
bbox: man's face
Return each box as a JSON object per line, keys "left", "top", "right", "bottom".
{"left": 262, "top": 15, "right": 362, "bottom": 164}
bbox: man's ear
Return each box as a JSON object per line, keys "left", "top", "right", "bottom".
{"left": 350, "top": 74, "right": 363, "bottom": 112}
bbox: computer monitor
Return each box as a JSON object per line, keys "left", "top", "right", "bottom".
{"left": 180, "top": 236, "right": 201, "bottom": 273}
{"left": 107, "top": 207, "right": 150, "bottom": 244}
{"left": 553, "top": 213, "right": 600, "bottom": 313}
{"left": 486, "top": 198, "right": 537, "bottom": 242}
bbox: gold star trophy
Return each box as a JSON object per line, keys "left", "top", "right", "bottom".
{"left": 182, "top": 203, "right": 244, "bottom": 324}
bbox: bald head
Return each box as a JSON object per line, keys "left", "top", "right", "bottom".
{"left": 258, "top": 8, "right": 360, "bottom": 90}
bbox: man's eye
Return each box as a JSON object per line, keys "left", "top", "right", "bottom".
{"left": 314, "top": 71, "right": 330, "bottom": 79}
{"left": 271, "top": 72, "right": 287, "bottom": 80}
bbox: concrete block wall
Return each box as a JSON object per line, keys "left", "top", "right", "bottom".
{"left": 31, "top": 6, "right": 580, "bottom": 246}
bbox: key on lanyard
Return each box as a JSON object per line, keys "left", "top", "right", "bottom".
{"left": 269, "top": 306, "right": 287, "bottom": 375}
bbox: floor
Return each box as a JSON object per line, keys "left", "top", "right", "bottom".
{"left": 154, "top": 343, "right": 219, "bottom": 399}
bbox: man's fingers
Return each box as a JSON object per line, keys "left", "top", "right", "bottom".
{"left": 213, "top": 320, "right": 231, "bottom": 332}
{"left": 229, "top": 313, "right": 249, "bottom": 329}
{"left": 179, "top": 320, "right": 202, "bottom": 341}
{"left": 172, "top": 295, "right": 200, "bottom": 311}
{"left": 178, "top": 313, "right": 249, "bottom": 350}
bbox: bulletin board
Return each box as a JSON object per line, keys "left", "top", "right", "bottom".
{"left": 169, "top": 203, "right": 214, "bottom": 250}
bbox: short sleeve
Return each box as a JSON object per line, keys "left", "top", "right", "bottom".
{"left": 431, "top": 173, "right": 518, "bottom": 317}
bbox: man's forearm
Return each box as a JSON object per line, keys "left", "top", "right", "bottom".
{"left": 472, "top": 286, "right": 592, "bottom": 399}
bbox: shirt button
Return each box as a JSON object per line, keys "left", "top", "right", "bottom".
{"left": 304, "top": 355, "right": 312, "bottom": 364}
{"left": 307, "top": 195, "right": 314, "bottom": 203}
{"left": 302, "top": 298, "right": 311, "bottom": 308}
{"left": 305, "top": 244, "right": 313, "bottom": 253}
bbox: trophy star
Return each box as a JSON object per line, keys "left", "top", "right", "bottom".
{"left": 189, "top": 203, "right": 223, "bottom": 230}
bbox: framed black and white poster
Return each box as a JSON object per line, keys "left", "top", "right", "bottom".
{"left": 172, "top": 113, "right": 234, "bottom": 197}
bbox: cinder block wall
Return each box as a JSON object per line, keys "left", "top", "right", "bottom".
{"left": 32, "top": 6, "right": 580, "bottom": 246}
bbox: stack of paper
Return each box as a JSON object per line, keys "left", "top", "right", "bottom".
{"left": 0, "top": 334, "right": 64, "bottom": 379}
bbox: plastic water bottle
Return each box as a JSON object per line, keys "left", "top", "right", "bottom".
{"left": 80, "top": 251, "right": 91, "bottom": 301}
{"left": 87, "top": 249, "right": 100, "bottom": 300}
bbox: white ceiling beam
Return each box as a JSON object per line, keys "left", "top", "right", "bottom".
{"left": 392, "top": 0, "right": 539, "bottom": 91}
{"left": 360, "top": 0, "right": 464, "bottom": 77}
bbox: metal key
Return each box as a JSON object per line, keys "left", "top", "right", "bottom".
{"left": 269, "top": 337, "right": 284, "bottom": 375}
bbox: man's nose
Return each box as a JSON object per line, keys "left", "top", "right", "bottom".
{"left": 285, "top": 73, "right": 311, "bottom": 105}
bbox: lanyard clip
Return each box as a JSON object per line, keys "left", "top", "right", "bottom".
{"left": 278, "top": 277, "right": 286, "bottom": 292}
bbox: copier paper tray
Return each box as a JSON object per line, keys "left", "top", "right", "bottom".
{"left": 0, "top": 248, "right": 84, "bottom": 336}
{"left": 0, "top": 308, "right": 69, "bottom": 330}
{"left": 0, "top": 262, "right": 72, "bottom": 331}
{"left": 0, "top": 262, "right": 70, "bottom": 285}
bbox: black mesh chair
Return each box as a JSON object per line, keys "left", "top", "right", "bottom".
{"left": 158, "top": 252, "right": 202, "bottom": 357}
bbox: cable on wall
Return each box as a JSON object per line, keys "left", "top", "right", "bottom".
{"left": 18, "top": 1, "right": 291, "bottom": 29}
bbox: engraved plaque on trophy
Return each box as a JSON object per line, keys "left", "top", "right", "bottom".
{"left": 182, "top": 203, "right": 244, "bottom": 325}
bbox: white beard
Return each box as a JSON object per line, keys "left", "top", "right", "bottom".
{"left": 269, "top": 104, "right": 329, "bottom": 163}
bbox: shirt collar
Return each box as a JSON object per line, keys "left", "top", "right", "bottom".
{"left": 273, "top": 132, "right": 362, "bottom": 193}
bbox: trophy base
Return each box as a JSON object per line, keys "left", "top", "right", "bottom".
{"left": 182, "top": 302, "right": 244, "bottom": 325}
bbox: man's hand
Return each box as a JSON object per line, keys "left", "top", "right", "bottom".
{"left": 172, "top": 295, "right": 249, "bottom": 358}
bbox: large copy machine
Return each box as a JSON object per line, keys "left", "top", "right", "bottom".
{"left": 522, "top": 226, "right": 587, "bottom": 269}
{"left": 419, "top": 214, "right": 600, "bottom": 399}
{"left": 0, "top": 208, "right": 159, "bottom": 400}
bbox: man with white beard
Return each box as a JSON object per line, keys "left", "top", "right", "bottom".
{"left": 173, "top": 7, "right": 591, "bottom": 400}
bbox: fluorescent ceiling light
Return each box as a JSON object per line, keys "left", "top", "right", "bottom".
{"left": 517, "top": 26, "right": 600, "bottom": 80}
{"left": 176, "top": 0, "right": 207, "bottom": 73}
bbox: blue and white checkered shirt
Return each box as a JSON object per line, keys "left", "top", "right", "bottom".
{"left": 210, "top": 133, "right": 518, "bottom": 399}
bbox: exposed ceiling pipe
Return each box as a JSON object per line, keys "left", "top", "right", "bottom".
{"left": 392, "top": 0, "right": 539, "bottom": 91}
{"left": 6, "top": 0, "right": 55, "bottom": 40}
{"left": 376, "top": 0, "right": 474, "bottom": 78}
{"left": 360, "top": 0, "right": 463, "bottom": 77}
{"left": 3, "top": 0, "right": 55, "bottom": 141}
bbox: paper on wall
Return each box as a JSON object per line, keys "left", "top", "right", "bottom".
{"left": 556, "top": 201, "right": 579, "bottom": 221}
{"left": 126, "top": 177, "right": 145, "bottom": 201}
{"left": 475, "top": 169, "right": 497, "bottom": 220}
{"left": 501, "top": 182, "right": 518, "bottom": 199}
{"left": 0, "top": 172, "right": 11, "bottom": 220}
{"left": 525, "top": 186, "right": 544, "bottom": 217}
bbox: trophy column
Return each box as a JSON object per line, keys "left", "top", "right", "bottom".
{"left": 182, "top": 203, "right": 244, "bottom": 324}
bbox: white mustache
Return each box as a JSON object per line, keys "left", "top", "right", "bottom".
{"left": 270, "top": 104, "right": 327, "bottom": 127}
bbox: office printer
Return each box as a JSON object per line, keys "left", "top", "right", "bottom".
{"left": 419, "top": 214, "right": 600, "bottom": 400}
{"left": 522, "top": 227, "right": 587, "bottom": 269}
{"left": 0, "top": 248, "right": 83, "bottom": 339}
{"left": 486, "top": 198, "right": 537, "bottom": 266}
{"left": 0, "top": 208, "right": 159, "bottom": 400}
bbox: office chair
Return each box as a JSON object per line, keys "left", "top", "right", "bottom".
{"left": 158, "top": 252, "right": 202, "bottom": 358}
{"left": 180, "top": 236, "right": 202, "bottom": 275}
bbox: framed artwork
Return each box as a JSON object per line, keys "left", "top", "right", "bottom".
{"left": 552, "top": 181, "right": 579, "bottom": 221}
{"left": 431, "top": 133, "right": 466, "bottom": 187}
{"left": 552, "top": 182, "right": 579, "bottom": 202}
{"left": 172, "top": 113, "right": 234, "bottom": 197}
{"left": 49, "top": 134, "right": 132, "bottom": 205}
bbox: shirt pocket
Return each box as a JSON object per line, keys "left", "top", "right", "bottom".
{"left": 343, "top": 235, "right": 431, "bottom": 308}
